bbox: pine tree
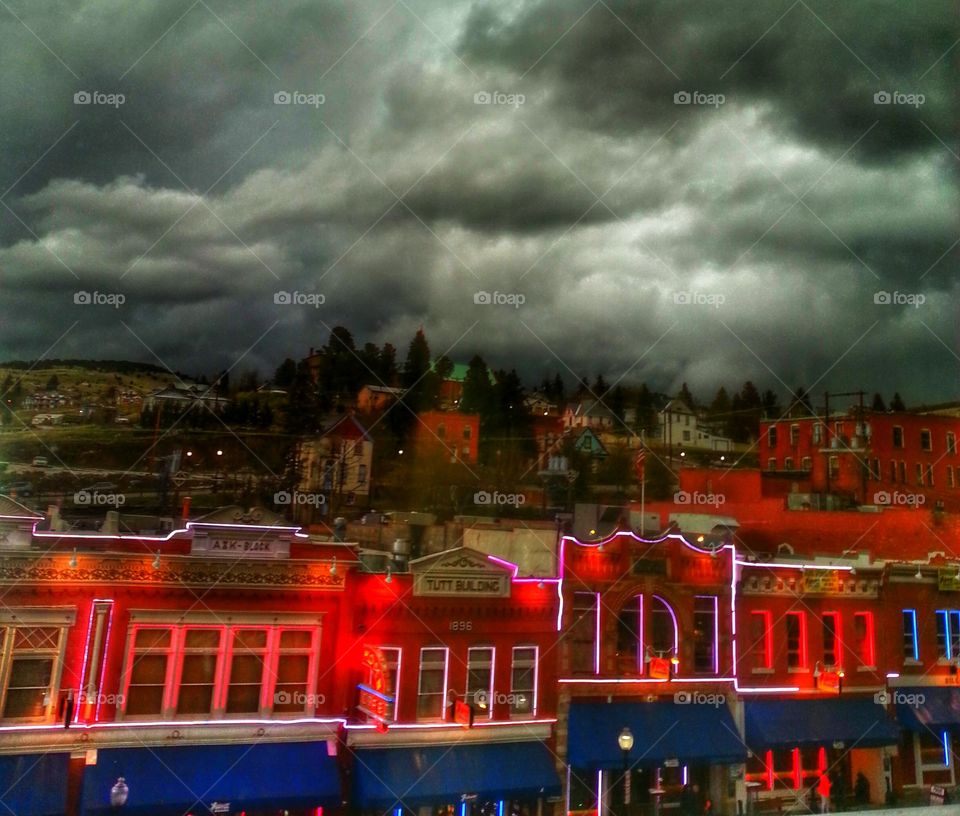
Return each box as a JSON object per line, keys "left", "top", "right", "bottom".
{"left": 890, "top": 393, "right": 906, "bottom": 411}
{"left": 871, "top": 393, "right": 886, "bottom": 411}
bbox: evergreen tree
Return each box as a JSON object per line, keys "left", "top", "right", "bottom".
{"left": 45, "top": 374, "right": 59, "bottom": 391}
{"left": 761, "top": 389, "right": 781, "bottom": 419}
{"left": 592, "top": 374, "right": 609, "bottom": 398}
{"left": 608, "top": 385, "right": 627, "bottom": 425}
{"left": 460, "top": 355, "right": 494, "bottom": 416}
{"left": 377, "top": 344, "right": 398, "bottom": 385}
{"left": 273, "top": 358, "right": 297, "bottom": 388}
{"left": 677, "top": 382, "right": 696, "bottom": 408}
{"left": 890, "top": 392, "right": 906, "bottom": 411}
{"left": 871, "top": 392, "right": 886, "bottom": 411}
{"left": 634, "top": 383, "right": 659, "bottom": 436}
{"left": 708, "top": 387, "right": 731, "bottom": 421}
{"left": 790, "top": 386, "right": 813, "bottom": 417}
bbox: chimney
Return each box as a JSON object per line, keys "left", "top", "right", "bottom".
{"left": 102, "top": 511, "right": 120, "bottom": 534}
{"left": 181, "top": 496, "right": 191, "bottom": 524}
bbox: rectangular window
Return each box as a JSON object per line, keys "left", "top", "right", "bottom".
{"left": 176, "top": 628, "right": 221, "bottom": 715}
{"left": 812, "top": 423, "right": 823, "bottom": 445}
{"left": 2, "top": 626, "right": 66, "bottom": 721}
{"left": 786, "top": 612, "right": 807, "bottom": 669}
{"left": 767, "top": 426, "right": 778, "bottom": 447}
{"left": 900, "top": 461, "right": 907, "bottom": 483}
{"left": 466, "top": 647, "right": 494, "bottom": 719}
{"left": 122, "top": 618, "right": 321, "bottom": 720}
{"left": 903, "top": 610, "right": 919, "bottom": 662}
{"left": 125, "top": 628, "right": 172, "bottom": 717}
{"left": 829, "top": 456, "right": 839, "bottom": 479}
{"left": 790, "top": 424, "right": 800, "bottom": 446}
{"left": 751, "top": 611, "right": 773, "bottom": 670}
{"left": 853, "top": 612, "right": 875, "bottom": 667}
{"left": 378, "top": 647, "right": 401, "bottom": 722}
{"left": 890, "top": 460, "right": 898, "bottom": 483}
{"left": 510, "top": 646, "right": 537, "bottom": 717}
{"left": 935, "top": 611, "right": 960, "bottom": 660}
{"left": 917, "top": 463, "right": 925, "bottom": 486}
{"left": 225, "top": 629, "right": 267, "bottom": 714}
{"left": 271, "top": 629, "right": 314, "bottom": 714}
{"left": 463, "top": 425, "right": 471, "bottom": 439}
{"left": 417, "top": 647, "right": 448, "bottom": 720}
{"left": 570, "top": 592, "right": 600, "bottom": 675}
{"left": 921, "top": 430, "right": 933, "bottom": 451}
{"left": 767, "top": 458, "right": 777, "bottom": 471}
{"left": 357, "top": 464, "right": 367, "bottom": 485}
{"left": 893, "top": 426, "right": 904, "bottom": 448}
{"left": 822, "top": 612, "right": 840, "bottom": 668}
{"left": 872, "top": 458, "right": 881, "bottom": 480}
{"left": 948, "top": 433, "right": 957, "bottom": 455}
{"left": 927, "top": 464, "right": 935, "bottom": 486}
{"left": 784, "top": 457, "right": 794, "bottom": 470}
{"left": 949, "top": 467, "right": 956, "bottom": 488}
{"left": 693, "top": 596, "right": 718, "bottom": 674}
{"left": 802, "top": 457, "right": 812, "bottom": 471}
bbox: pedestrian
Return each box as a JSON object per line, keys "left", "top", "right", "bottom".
{"left": 854, "top": 772, "right": 869, "bottom": 806}
{"left": 818, "top": 772, "right": 832, "bottom": 813}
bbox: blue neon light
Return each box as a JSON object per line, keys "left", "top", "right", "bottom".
{"left": 498, "top": 801, "right": 505, "bottom": 816}
{"left": 944, "top": 731, "right": 951, "bottom": 767}
{"left": 904, "top": 609, "right": 919, "bottom": 661}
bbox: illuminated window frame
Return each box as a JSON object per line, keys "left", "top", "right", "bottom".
{"left": 785, "top": 611, "right": 807, "bottom": 670}
{"left": 0, "top": 608, "right": 75, "bottom": 723}
{"left": 750, "top": 610, "right": 774, "bottom": 671}
{"left": 377, "top": 646, "right": 401, "bottom": 722}
{"left": 510, "top": 645, "right": 539, "bottom": 718}
{"left": 902, "top": 609, "right": 920, "bottom": 662}
{"left": 821, "top": 611, "right": 841, "bottom": 669}
{"left": 416, "top": 646, "right": 449, "bottom": 721}
{"left": 466, "top": 646, "right": 495, "bottom": 720}
{"left": 915, "top": 731, "right": 955, "bottom": 787}
{"left": 118, "top": 612, "right": 323, "bottom": 721}
{"left": 853, "top": 611, "right": 875, "bottom": 668}
{"left": 693, "top": 595, "right": 719, "bottom": 675}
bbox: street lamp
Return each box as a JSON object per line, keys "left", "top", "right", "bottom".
{"left": 110, "top": 777, "right": 129, "bottom": 808}
{"left": 619, "top": 727, "right": 634, "bottom": 816}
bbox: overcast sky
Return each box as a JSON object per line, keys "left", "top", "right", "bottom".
{"left": 0, "top": 0, "right": 956, "bottom": 403}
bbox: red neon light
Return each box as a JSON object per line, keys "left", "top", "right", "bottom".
{"left": 792, "top": 748, "right": 802, "bottom": 789}
{"left": 765, "top": 750, "right": 774, "bottom": 791}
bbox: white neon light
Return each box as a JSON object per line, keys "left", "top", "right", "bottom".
{"left": 559, "top": 677, "right": 735, "bottom": 685}
{"left": 652, "top": 595, "right": 679, "bottom": 658}
{"left": 0, "top": 716, "right": 347, "bottom": 733}
{"left": 343, "top": 718, "right": 558, "bottom": 730}
{"left": 597, "top": 769, "right": 604, "bottom": 816}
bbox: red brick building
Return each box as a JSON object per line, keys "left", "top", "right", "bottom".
{"left": 0, "top": 497, "right": 561, "bottom": 816}
{"left": 413, "top": 410, "right": 480, "bottom": 464}
{"left": 759, "top": 410, "right": 960, "bottom": 511}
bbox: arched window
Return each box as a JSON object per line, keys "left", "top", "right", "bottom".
{"left": 614, "top": 594, "right": 680, "bottom": 675}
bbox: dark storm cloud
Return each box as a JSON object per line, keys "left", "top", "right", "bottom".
{"left": 458, "top": 0, "right": 954, "bottom": 161}
{"left": 0, "top": 0, "right": 956, "bottom": 402}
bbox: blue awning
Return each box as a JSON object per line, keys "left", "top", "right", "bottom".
{"left": 567, "top": 700, "right": 746, "bottom": 768}
{"left": 80, "top": 742, "right": 340, "bottom": 816}
{"left": 353, "top": 741, "right": 562, "bottom": 808}
{"left": 0, "top": 753, "right": 69, "bottom": 816}
{"left": 896, "top": 687, "right": 960, "bottom": 732}
{"left": 745, "top": 698, "right": 901, "bottom": 749}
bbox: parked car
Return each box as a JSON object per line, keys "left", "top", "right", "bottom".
{"left": 1, "top": 481, "right": 33, "bottom": 497}
{"left": 31, "top": 456, "right": 49, "bottom": 467}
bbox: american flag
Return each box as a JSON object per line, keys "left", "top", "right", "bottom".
{"left": 634, "top": 446, "right": 646, "bottom": 483}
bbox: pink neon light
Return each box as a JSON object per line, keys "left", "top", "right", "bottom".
{"left": 485, "top": 554, "right": 559, "bottom": 583}
{"left": 594, "top": 592, "right": 601, "bottom": 675}
{"left": 343, "top": 718, "right": 558, "bottom": 730}
{"left": 0, "top": 716, "right": 347, "bottom": 734}
{"left": 95, "top": 601, "right": 115, "bottom": 722}
{"left": 638, "top": 593, "right": 644, "bottom": 675}
{"left": 559, "top": 677, "right": 734, "bottom": 685}
{"left": 73, "top": 601, "right": 98, "bottom": 723}
{"left": 652, "top": 595, "right": 679, "bottom": 658}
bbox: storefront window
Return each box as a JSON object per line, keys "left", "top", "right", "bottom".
{"left": 466, "top": 647, "right": 494, "bottom": 718}
{"left": 693, "top": 596, "right": 718, "bottom": 674}
{"left": 510, "top": 646, "right": 537, "bottom": 717}
{"left": 125, "top": 628, "right": 172, "bottom": 716}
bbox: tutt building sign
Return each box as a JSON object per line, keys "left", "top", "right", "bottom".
{"left": 410, "top": 547, "right": 512, "bottom": 597}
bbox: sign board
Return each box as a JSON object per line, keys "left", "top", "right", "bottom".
{"left": 411, "top": 548, "right": 511, "bottom": 597}
{"left": 664, "top": 758, "right": 680, "bottom": 768}
{"left": 818, "top": 671, "right": 842, "bottom": 693}
{"left": 190, "top": 532, "right": 291, "bottom": 559}
{"left": 357, "top": 645, "right": 393, "bottom": 730}
{"left": 649, "top": 657, "right": 671, "bottom": 680}
{"left": 930, "top": 785, "right": 946, "bottom": 805}
{"left": 453, "top": 699, "right": 474, "bottom": 728}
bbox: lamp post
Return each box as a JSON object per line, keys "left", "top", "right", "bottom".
{"left": 619, "top": 727, "right": 634, "bottom": 816}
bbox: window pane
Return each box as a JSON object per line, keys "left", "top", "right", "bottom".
{"left": 233, "top": 630, "right": 267, "bottom": 650}
{"left": 230, "top": 654, "right": 263, "bottom": 684}
{"left": 280, "top": 630, "right": 312, "bottom": 648}
{"left": 135, "top": 628, "right": 171, "bottom": 649}
{"left": 130, "top": 654, "right": 168, "bottom": 685}
{"left": 276, "top": 655, "right": 309, "bottom": 683}
{"left": 125, "top": 684, "right": 165, "bottom": 716}
{"left": 184, "top": 629, "right": 221, "bottom": 649}
{"left": 176, "top": 684, "right": 214, "bottom": 714}
{"left": 226, "top": 684, "right": 261, "bottom": 714}
{"left": 180, "top": 653, "right": 217, "bottom": 684}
